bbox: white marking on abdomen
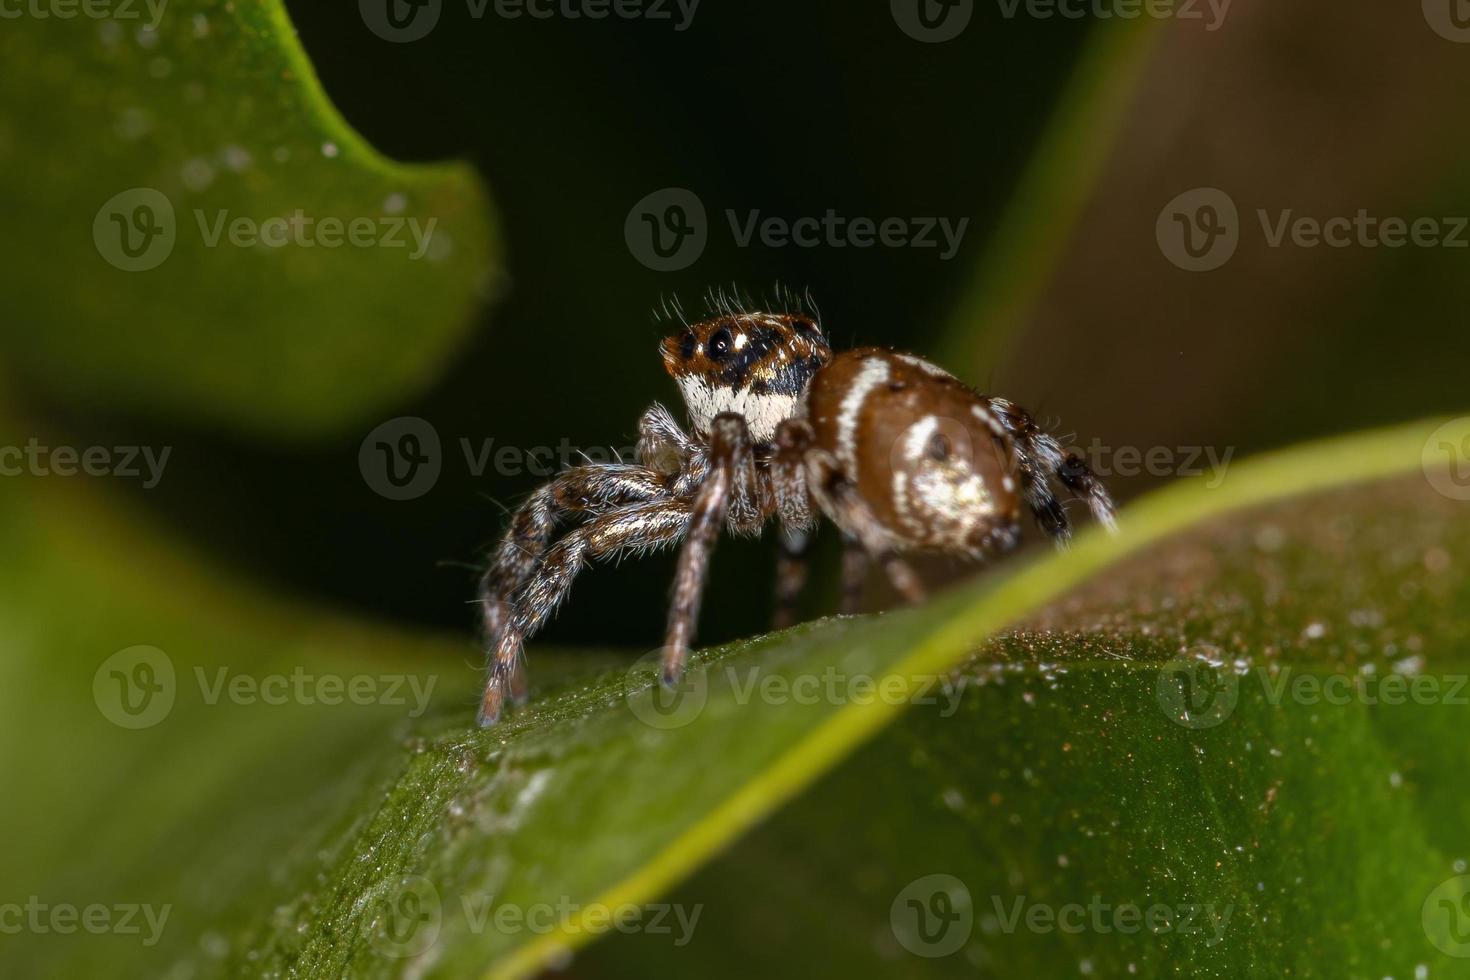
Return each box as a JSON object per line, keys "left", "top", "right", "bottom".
{"left": 837, "top": 356, "right": 890, "bottom": 470}
{"left": 896, "top": 353, "right": 954, "bottom": 379}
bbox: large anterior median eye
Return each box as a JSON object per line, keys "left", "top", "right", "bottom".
{"left": 708, "top": 327, "right": 733, "bottom": 360}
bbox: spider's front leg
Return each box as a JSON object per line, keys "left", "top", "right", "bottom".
{"left": 660, "top": 412, "right": 754, "bottom": 686}
{"left": 480, "top": 499, "right": 693, "bottom": 726}
{"left": 478, "top": 462, "right": 667, "bottom": 700}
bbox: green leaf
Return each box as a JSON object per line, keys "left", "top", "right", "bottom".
{"left": 2, "top": 414, "right": 1464, "bottom": 978}
{"left": 0, "top": 0, "right": 497, "bottom": 438}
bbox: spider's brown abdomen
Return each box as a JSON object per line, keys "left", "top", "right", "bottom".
{"left": 805, "top": 348, "right": 1022, "bottom": 554}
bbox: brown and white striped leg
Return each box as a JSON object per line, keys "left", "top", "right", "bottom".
{"left": 660, "top": 412, "right": 750, "bottom": 686}
{"left": 987, "top": 398, "right": 1117, "bottom": 544}
{"left": 478, "top": 463, "right": 666, "bottom": 702}
{"left": 805, "top": 449, "right": 926, "bottom": 606}
{"left": 479, "top": 499, "right": 691, "bottom": 726}
{"left": 839, "top": 536, "right": 869, "bottom": 614}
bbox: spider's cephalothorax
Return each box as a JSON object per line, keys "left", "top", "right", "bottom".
{"left": 475, "top": 306, "right": 1116, "bottom": 726}
{"left": 659, "top": 311, "right": 832, "bottom": 443}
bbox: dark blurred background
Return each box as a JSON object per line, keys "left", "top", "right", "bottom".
{"left": 41, "top": 0, "right": 1470, "bottom": 653}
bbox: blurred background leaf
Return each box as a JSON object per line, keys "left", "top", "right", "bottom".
{"left": 0, "top": 0, "right": 499, "bottom": 439}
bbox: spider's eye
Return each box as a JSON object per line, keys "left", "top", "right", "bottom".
{"left": 708, "top": 327, "right": 733, "bottom": 360}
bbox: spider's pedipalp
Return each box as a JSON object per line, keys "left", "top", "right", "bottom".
{"left": 636, "top": 402, "right": 699, "bottom": 477}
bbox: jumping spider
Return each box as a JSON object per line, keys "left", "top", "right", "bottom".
{"left": 476, "top": 302, "right": 1116, "bottom": 725}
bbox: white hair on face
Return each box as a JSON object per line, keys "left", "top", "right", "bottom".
{"left": 677, "top": 376, "right": 800, "bottom": 443}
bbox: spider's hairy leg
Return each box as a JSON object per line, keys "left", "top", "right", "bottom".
{"left": 988, "top": 398, "right": 1118, "bottom": 545}
{"left": 805, "top": 448, "right": 926, "bottom": 605}
{"left": 838, "top": 537, "right": 869, "bottom": 615}
{"left": 771, "top": 417, "right": 818, "bottom": 629}
{"left": 478, "top": 499, "right": 691, "bottom": 727}
{"left": 660, "top": 412, "right": 752, "bottom": 686}
{"left": 479, "top": 463, "right": 667, "bottom": 657}
{"left": 772, "top": 527, "right": 812, "bottom": 630}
